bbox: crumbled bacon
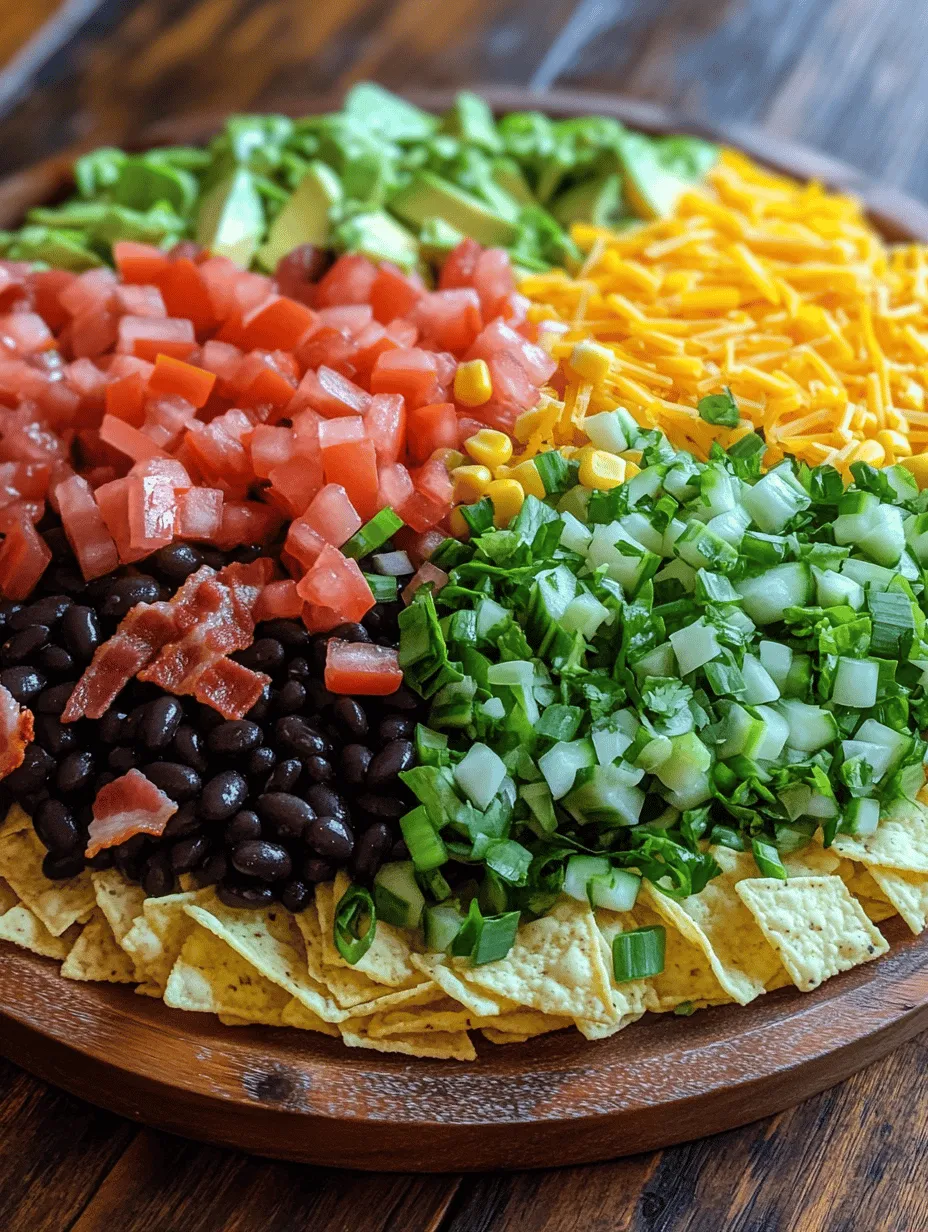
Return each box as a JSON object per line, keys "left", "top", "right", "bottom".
{"left": 61, "top": 602, "right": 178, "bottom": 721}
{"left": 0, "top": 683, "right": 34, "bottom": 779}
{"left": 85, "top": 768, "right": 177, "bottom": 858}
{"left": 193, "top": 657, "right": 271, "bottom": 720}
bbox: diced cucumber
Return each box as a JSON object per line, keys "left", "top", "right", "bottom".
{"left": 583, "top": 410, "right": 631, "bottom": 453}
{"left": 592, "top": 724, "right": 634, "bottom": 766}
{"left": 636, "top": 734, "right": 673, "bottom": 771}
{"left": 655, "top": 559, "right": 697, "bottom": 590}
{"left": 854, "top": 718, "right": 913, "bottom": 774}
{"left": 480, "top": 697, "right": 506, "bottom": 720}
{"left": 673, "top": 520, "right": 738, "bottom": 573}
{"left": 752, "top": 704, "right": 790, "bottom": 761}
{"left": 842, "top": 797, "right": 880, "bottom": 836}
{"left": 586, "top": 522, "right": 660, "bottom": 593}
{"left": 653, "top": 732, "right": 712, "bottom": 793}
{"left": 742, "top": 464, "right": 811, "bottom": 532}
{"left": 669, "top": 618, "right": 721, "bottom": 676}
{"left": 663, "top": 770, "right": 713, "bottom": 811}
{"left": 718, "top": 703, "right": 767, "bottom": 760}
{"left": 831, "top": 658, "right": 879, "bottom": 709}
{"left": 840, "top": 557, "right": 895, "bottom": 591}
{"left": 626, "top": 465, "right": 667, "bottom": 506}
{"left": 664, "top": 457, "right": 701, "bottom": 501}
{"left": 486, "top": 659, "right": 534, "bottom": 687}
{"left": 424, "top": 903, "right": 465, "bottom": 951}
{"left": 813, "top": 565, "right": 865, "bottom": 611}
{"left": 734, "top": 562, "right": 811, "bottom": 624}
{"left": 476, "top": 596, "right": 510, "bottom": 640}
{"left": 904, "top": 511, "right": 928, "bottom": 564}
{"left": 519, "top": 780, "right": 557, "bottom": 832}
{"left": 661, "top": 518, "right": 688, "bottom": 558}
{"left": 563, "top": 854, "right": 610, "bottom": 901}
{"left": 632, "top": 641, "right": 677, "bottom": 677}
{"left": 706, "top": 505, "right": 751, "bottom": 546}
{"left": 560, "top": 592, "right": 612, "bottom": 638}
{"left": 620, "top": 512, "right": 665, "bottom": 554}
{"left": 587, "top": 867, "right": 641, "bottom": 912}
{"left": 538, "top": 737, "right": 597, "bottom": 800}
{"left": 562, "top": 762, "right": 645, "bottom": 826}
{"left": 775, "top": 700, "right": 839, "bottom": 752}
{"left": 759, "top": 640, "right": 792, "bottom": 690}
{"left": 835, "top": 500, "right": 905, "bottom": 566}
{"left": 690, "top": 465, "right": 738, "bottom": 521}
{"left": 454, "top": 742, "right": 507, "bottom": 810}
{"left": 374, "top": 861, "right": 425, "bottom": 929}
{"left": 841, "top": 738, "right": 894, "bottom": 782}
{"left": 559, "top": 510, "right": 592, "bottom": 553}
{"left": 741, "top": 653, "right": 780, "bottom": 704}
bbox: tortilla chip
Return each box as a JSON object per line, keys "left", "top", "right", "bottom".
{"left": 279, "top": 997, "right": 342, "bottom": 1036}
{"left": 120, "top": 890, "right": 200, "bottom": 993}
{"left": 481, "top": 1028, "right": 537, "bottom": 1044}
{"left": 366, "top": 1004, "right": 485, "bottom": 1038}
{"left": 457, "top": 899, "right": 616, "bottom": 1023}
{"left": 627, "top": 900, "right": 731, "bottom": 1011}
{"left": 2, "top": 804, "right": 32, "bottom": 835}
{"left": 641, "top": 848, "right": 783, "bottom": 1005}
{"left": 185, "top": 898, "right": 348, "bottom": 1023}
{"left": 831, "top": 801, "right": 928, "bottom": 872}
{"left": 410, "top": 952, "right": 519, "bottom": 1017}
{"left": 0, "top": 902, "right": 77, "bottom": 958}
{"left": 0, "top": 824, "right": 95, "bottom": 936}
{"left": 784, "top": 845, "right": 842, "bottom": 876}
{"left": 340, "top": 1025, "right": 477, "bottom": 1061}
{"left": 0, "top": 877, "right": 19, "bottom": 915}
{"left": 165, "top": 925, "right": 292, "bottom": 1025}
{"left": 61, "top": 910, "right": 137, "bottom": 982}
{"left": 865, "top": 866, "right": 928, "bottom": 934}
{"left": 735, "top": 875, "right": 889, "bottom": 991}
{"left": 574, "top": 1011, "right": 645, "bottom": 1042}
{"left": 315, "top": 874, "right": 421, "bottom": 986}
{"left": 91, "top": 869, "right": 146, "bottom": 977}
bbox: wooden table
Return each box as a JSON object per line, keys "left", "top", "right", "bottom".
{"left": 2, "top": 2, "right": 928, "bottom": 1227}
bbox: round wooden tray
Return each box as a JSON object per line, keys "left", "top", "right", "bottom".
{"left": 2, "top": 89, "right": 928, "bottom": 1172}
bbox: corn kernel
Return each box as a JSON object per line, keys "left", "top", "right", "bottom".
{"left": 464, "top": 428, "right": 513, "bottom": 469}
{"left": 449, "top": 506, "right": 471, "bottom": 539}
{"left": 853, "top": 439, "right": 886, "bottom": 466}
{"left": 454, "top": 358, "right": 493, "bottom": 407}
{"left": 568, "top": 339, "right": 613, "bottom": 384}
{"left": 900, "top": 453, "right": 928, "bottom": 489}
{"left": 578, "top": 448, "right": 626, "bottom": 490}
{"left": 508, "top": 459, "right": 546, "bottom": 499}
{"left": 877, "top": 429, "right": 911, "bottom": 459}
{"left": 487, "top": 478, "right": 525, "bottom": 527}
{"left": 432, "top": 447, "right": 465, "bottom": 471}
{"left": 624, "top": 460, "right": 641, "bottom": 479}
{"left": 451, "top": 464, "right": 493, "bottom": 504}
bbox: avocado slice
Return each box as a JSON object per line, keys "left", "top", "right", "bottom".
{"left": 551, "top": 173, "right": 623, "bottom": 228}
{"left": 196, "top": 168, "right": 265, "bottom": 266}
{"left": 490, "top": 157, "right": 536, "bottom": 206}
{"left": 334, "top": 211, "right": 420, "bottom": 270}
{"left": 256, "top": 161, "right": 342, "bottom": 272}
{"left": 443, "top": 91, "right": 502, "bottom": 153}
{"left": 344, "top": 83, "right": 437, "bottom": 142}
{"left": 419, "top": 216, "right": 465, "bottom": 261}
{"left": 390, "top": 171, "right": 518, "bottom": 248}
{"left": 619, "top": 133, "right": 702, "bottom": 220}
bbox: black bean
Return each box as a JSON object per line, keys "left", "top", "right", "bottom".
{"left": 121, "top": 705, "right": 144, "bottom": 742}
{"left": 96, "top": 708, "right": 126, "bottom": 744}
{"left": 217, "top": 882, "right": 274, "bottom": 910}
{"left": 142, "top": 851, "right": 174, "bottom": 898}
{"left": 33, "top": 713, "right": 77, "bottom": 758}
{"left": 208, "top": 719, "right": 262, "bottom": 755}
{"left": 308, "top": 635, "right": 332, "bottom": 673}
{"left": 340, "top": 744, "right": 373, "bottom": 787}
{"left": 263, "top": 757, "right": 302, "bottom": 794}
{"left": 259, "top": 619, "right": 311, "bottom": 649}
{"left": 366, "top": 739, "right": 415, "bottom": 786}
{"left": 199, "top": 549, "right": 225, "bottom": 570}
{"left": 36, "top": 681, "right": 76, "bottom": 715}
{"left": 286, "top": 656, "right": 311, "bottom": 680}
{"left": 42, "top": 851, "right": 86, "bottom": 881}
{"left": 140, "top": 696, "right": 184, "bottom": 751}
{"left": 108, "top": 746, "right": 138, "bottom": 774}
{"left": 225, "top": 810, "right": 262, "bottom": 844}
{"left": 170, "top": 834, "right": 210, "bottom": 874}
{"left": 351, "top": 822, "right": 393, "bottom": 881}
{"left": 196, "top": 852, "right": 228, "bottom": 887}
{"left": 242, "top": 744, "right": 271, "bottom": 776}
{"left": 88, "top": 849, "right": 115, "bottom": 871}
{"left": 37, "top": 645, "right": 74, "bottom": 675}
{"left": 1, "top": 623, "right": 49, "bottom": 667}
{"left": 199, "top": 770, "right": 248, "bottom": 821}
{"left": 113, "top": 838, "right": 145, "bottom": 880}
{"left": 172, "top": 724, "right": 208, "bottom": 774}
{"left": 93, "top": 771, "right": 116, "bottom": 794}
{"left": 50, "top": 566, "right": 86, "bottom": 596}
{"left": 152, "top": 543, "right": 203, "bottom": 583}
{"left": 332, "top": 696, "right": 368, "bottom": 738}
{"left": 60, "top": 605, "right": 101, "bottom": 662}
{"left": 331, "top": 621, "right": 372, "bottom": 644}
{"left": 307, "top": 815, "right": 354, "bottom": 861}
{"left": 100, "top": 575, "right": 160, "bottom": 619}
{"left": 275, "top": 715, "right": 328, "bottom": 758}
{"left": 9, "top": 595, "right": 71, "bottom": 631}
{"left": 236, "top": 637, "right": 285, "bottom": 673}
{"left": 0, "top": 665, "right": 46, "bottom": 705}
{"left": 382, "top": 684, "right": 419, "bottom": 711}
{"left": 255, "top": 792, "right": 315, "bottom": 841}
{"left": 5, "top": 744, "right": 54, "bottom": 797}
{"left": 272, "top": 679, "right": 306, "bottom": 715}
{"left": 281, "top": 879, "right": 313, "bottom": 913}
{"left": 33, "top": 799, "right": 80, "bottom": 855}
{"left": 378, "top": 715, "right": 414, "bottom": 743}
{"left": 231, "top": 840, "right": 292, "bottom": 882}
{"left": 305, "top": 784, "right": 348, "bottom": 821}
{"left": 301, "top": 857, "right": 335, "bottom": 884}
{"left": 356, "top": 793, "right": 407, "bottom": 819}
{"left": 244, "top": 686, "right": 272, "bottom": 724}
{"left": 142, "top": 762, "right": 202, "bottom": 802}
{"left": 162, "top": 802, "right": 202, "bottom": 839}
{"left": 196, "top": 706, "right": 225, "bottom": 734}
{"left": 306, "top": 680, "right": 335, "bottom": 711}
{"left": 0, "top": 601, "right": 22, "bottom": 630}
{"left": 56, "top": 750, "right": 95, "bottom": 795}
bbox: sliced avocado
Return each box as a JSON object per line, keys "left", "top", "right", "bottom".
{"left": 256, "top": 161, "right": 342, "bottom": 272}
{"left": 419, "top": 216, "right": 465, "bottom": 261}
{"left": 443, "top": 91, "right": 502, "bottom": 153}
{"left": 490, "top": 157, "right": 536, "bottom": 206}
{"left": 110, "top": 156, "right": 199, "bottom": 216}
{"left": 196, "top": 168, "right": 265, "bottom": 266}
{"left": 344, "top": 83, "right": 437, "bottom": 142}
{"left": 390, "top": 171, "right": 518, "bottom": 248}
{"left": 619, "top": 133, "right": 691, "bottom": 220}
{"left": 551, "top": 173, "right": 623, "bottom": 228}
{"left": 335, "top": 211, "right": 419, "bottom": 270}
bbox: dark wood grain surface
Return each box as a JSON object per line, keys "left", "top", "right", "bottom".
{"left": 2, "top": 1, "right": 928, "bottom": 1227}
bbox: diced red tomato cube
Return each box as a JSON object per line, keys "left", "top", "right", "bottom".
{"left": 369, "top": 263, "right": 424, "bottom": 324}
{"left": 32, "top": 270, "right": 76, "bottom": 332}
{"left": 295, "top": 326, "right": 359, "bottom": 377}
{"left": 114, "top": 241, "right": 169, "bottom": 285}
{"left": 198, "top": 256, "right": 271, "bottom": 321}
{"left": 59, "top": 268, "right": 118, "bottom": 318}
{"left": 302, "top": 602, "right": 343, "bottom": 634}
{"left": 114, "top": 284, "right": 166, "bottom": 319}
{"left": 292, "top": 365, "right": 371, "bottom": 419}
{"left": 212, "top": 500, "right": 282, "bottom": 550}
{"left": 472, "top": 247, "right": 517, "bottom": 319}
{"left": 253, "top": 579, "right": 303, "bottom": 622}
{"left": 94, "top": 478, "right": 149, "bottom": 563}
{"left": 141, "top": 395, "right": 198, "bottom": 451}
{"left": 393, "top": 527, "right": 447, "bottom": 566}
{"left": 376, "top": 462, "right": 415, "bottom": 513}
{"left": 315, "top": 254, "right": 378, "bottom": 307}
{"left": 99, "top": 414, "right": 169, "bottom": 462}
{"left": 248, "top": 424, "right": 293, "bottom": 479}
{"left": 0, "top": 313, "right": 54, "bottom": 356}
{"left": 267, "top": 453, "right": 324, "bottom": 518}
{"left": 324, "top": 639, "right": 402, "bottom": 696}
{"left": 239, "top": 295, "right": 318, "bottom": 351}
{"left": 365, "top": 393, "right": 406, "bottom": 466}
{"left": 130, "top": 455, "right": 192, "bottom": 489}
{"left": 104, "top": 373, "right": 145, "bottom": 426}
{"left": 70, "top": 309, "right": 119, "bottom": 360}
{"left": 369, "top": 348, "right": 439, "bottom": 408}
{"left": 317, "top": 305, "right": 374, "bottom": 336}
{"left": 303, "top": 483, "right": 362, "bottom": 548}
{"left": 148, "top": 354, "right": 216, "bottom": 408}
{"left": 296, "top": 544, "right": 374, "bottom": 621}
{"left": 199, "top": 339, "right": 243, "bottom": 390}
{"left": 117, "top": 315, "right": 197, "bottom": 362}
{"left": 0, "top": 509, "right": 52, "bottom": 599}
{"left": 322, "top": 437, "right": 379, "bottom": 522}
{"left": 407, "top": 402, "right": 458, "bottom": 465}
{"left": 439, "top": 238, "right": 482, "bottom": 290}
{"left": 402, "top": 561, "right": 449, "bottom": 605}
{"left": 394, "top": 458, "right": 452, "bottom": 532}
{"left": 284, "top": 517, "right": 326, "bottom": 570}
{"left": 410, "top": 289, "right": 482, "bottom": 354}
{"left": 318, "top": 417, "right": 365, "bottom": 451}
{"left": 154, "top": 258, "right": 217, "bottom": 335}
{"left": 175, "top": 487, "right": 223, "bottom": 540}
{"left": 127, "top": 475, "right": 176, "bottom": 552}
{"left": 65, "top": 357, "right": 108, "bottom": 408}
{"left": 466, "top": 319, "right": 556, "bottom": 386}
{"left": 55, "top": 474, "right": 119, "bottom": 580}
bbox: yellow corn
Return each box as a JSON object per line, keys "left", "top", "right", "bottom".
{"left": 432, "top": 447, "right": 465, "bottom": 471}
{"left": 487, "top": 478, "right": 525, "bottom": 527}
{"left": 624, "top": 460, "right": 641, "bottom": 479}
{"left": 900, "top": 452, "right": 928, "bottom": 489}
{"left": 454, "top": 359, "right": 493, "bottom": 407}
{"left": 464, "top": 428, "right": 513, "bottom": 469}
{"left": 508, "top": 459, "right": 546, "bottom": 499}
{"left": 578, "top": 448, "right": 626, "bottom": 490}
{"left": 449, "top": 506, "right": 471, "bottom": 539}
{"left": 877, "top": 429, "right": 911, "bottom": 459}
{"left": 451, "top": 464, "right": 493, "bottom": 504}
{"left": 568, "top": 339, "right": 613, "bottom": 384}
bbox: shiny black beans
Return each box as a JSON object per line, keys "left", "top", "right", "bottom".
{"left": 199, "top": 770, "right": 248, "bottom": 821}
{"left": 6, "top": 743, "right": 53, "bottom": 795}
{"left": 225, "top": 810, "right": 262, "bottom": 844}
{"left": 217, "top": 882, "right": 274, "bottom": 910}
{"left": 37, "top": 645, "right": 74, "bottom": 675}
{"left": 237, "top": 637, "right": 285, "bottom": 673}
{"left": 142, "top": 852, "right": 174, "bottom": 898}
{"left": 307, "top": 815, "right": 354, "bottom": 860}
{"left": 36, "top": 681, "right": 76, "bottom": 715}
{"left": 281, "top": 879, "right": 313, "bottom": 913}
{"left": 162, "top": 802, "right": 202, "bottom": 839}
{"left": 332, "top": 696, "right": 368, "bottom": 737}
{"left": 275, "top": 715, "right": 328, "bottom": 758}
{"left": 43, "top": 851, "right": 87, "bottom": 881}
{"left": 287, "top": 656, "right": 311, "bottom": 680}
{"left": 170, "top": 834, "right": 210, "bottom": 874}
{"left": 208, "top": 719, "right": 262, "bottom": 755}
{"left": 264, "top": 757, "right": 302, "bottom": 794}
{"left": 33, "top": 713, "right": 77, "bottom": 758}
{"left": 332, "top": 622, "right": 371, "bottom": 644}
{"left": 140, "top": 696, "right": 184, "bottom": 750}
{"left": 2, "top": 624, "right": 50, "bottom": 665}
{"left": 197, "top": 852, "right": 228, "bottom": 887}
{"left": 0, "top": 665, "right": 46, "bottom": 704}
{"left": 302, "top": 857, "right": 335, "bottom": 884}
{"left": 366, "top": 739, "right": 415, "bottom": 786}
{"left": 172, "top": 724, "right": 208, "bottom": 773}
{"left": 9, "top": 594, "right": 70, "bottom": 630}
{"left": 255, "top": 793, "right": 314, "bottom": 841}
{"left": 352, "top": 822, "right": 393, "bottom": 881}
{"left": 356, "top": 793, "right": 407, "bottom": 819}
{"left": 142, "top": 762, "right": 202, "bottom": 802}
{"left": 100, "top": 575, "right": 160, "bottom": 619}
{"left": 306, "top": 784, "right": 349, "bottom": 821}
{"left": 33, "top": 799, "right": 80, "bottom": 855}
{"left": 341, "top": 744, "right": 373, "bottom": 786}
{"left": 304, "top": 755, "right": 333, "bottom": 784}
{"left": 272, "top": 680, "right": 306, "bottom": 715}
{"left": 231, "top": 840, "right": 292, "bottom": 882}
{"left": 245, "top": 746, "right": 275, "bottom": 777}
{"left": 259, "top": 619, "right": 310, "bottom": 649}
{"left": 108, "top": 747, "right": 138, "bottom": 774}
{"left": 383, "top": 684, "right": 418, "bottom": 711}
{"left": 378, "top": 716, "right": 414, "bottom": 743}
{"left": 152, "top": 543, "right": 203, "bottom": 583}
{"left": 57, "top": 751, "right": 95, "bottom": 795}
{"left": 60, "top": 605, "right": 101, "bottom": 662}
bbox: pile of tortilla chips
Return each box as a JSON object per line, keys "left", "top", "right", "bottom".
{"left": 2, "top": 799, "right": 927, "bottom": 1061}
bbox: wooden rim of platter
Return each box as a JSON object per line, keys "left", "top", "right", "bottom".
{"left": 2, "top": 88, "right": 928, "bottom": 1172}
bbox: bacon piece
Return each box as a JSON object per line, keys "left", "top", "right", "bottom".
{"left": 0, "top": 684, "right": 34, "bottom": 779}
{"left": 193, "top": 657, "right": 270, "bottom": 720}
{"left": 86, "top": 768, "right": 177, "bottom": 858}
{"left": 62, "top": 602, "right": 178, "bottom": 721}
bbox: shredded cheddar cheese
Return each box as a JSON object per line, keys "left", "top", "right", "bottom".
{"left": 517, "top": 149, "right": 928, "bottom": 477}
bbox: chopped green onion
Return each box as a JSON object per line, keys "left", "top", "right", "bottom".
{"left": 612, "top": 925, "right": 666, "bottom": 982}
{"left": 534, "top": 449, "right": 574, "bottom": 495}
{"left": 399, "top": 805, "right": 448, "bottom": 871}
{"left": 363, "top": 572, "right": 398, "bottom": 602}
{"left": 751, "top": 838, "right": 788, "bottom": 881}
{"left": 342, "top": 507, "right": 404, "bottom": 558}
{"left": 333, "top": 885, "right": 377, "bottom": 964}
{"left": 460, "top": 497, "right": 495, "bottom": 536}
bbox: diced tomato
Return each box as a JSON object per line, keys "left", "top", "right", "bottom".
{"left": 466, "top": 319, "right": 556, "bottom": 386}
{"left": 103, "top": 372, "right": 143, "bottom": 427}
{"left": 402, "top": 561, "right": 449, "bottom": 604}
{"left": 284, "top": 517, "right": 326, "bottom": 570}
{"left": 94, "top": 478, "right": 149, "bottom": 563}
{"left": 324, "top": 639, "right": 402, "bottom": 695}
{"left": 296, "top": 544, "right": 374, "bottom": 621}
{"left": 70, "top": 309, "right": 119, "bottom": 360}
{"left": 239, "top": 295, "right": 318, "bottom": 351}
{"left": 410, "top": 289, "right": 482, "bottom": 354}
{"left": 295, "top": 326, "right": 359, "bottom": 377}
{"left": 0, "top": 313, "right": 54, "bottom": 356}
{"left": 369, "top": 263, "right": 424, "bottom": 324}
{"left": 393, "top": 526, "right": 447, "bottom": 567}
{"left": 99, "top": 414, "right": 169, "bottom": 462}
{"left": 154, "top": 257, "right": 217, "bottom": 335}
{"left": 127, "top": 474, "right": 176, "bottom": 552}
{"left": 322, "top": 437, "right": 379, "bottom": 522}
{"left": 396, "top": 458, "right": 452, "bottom": 532}
{"left": 253, "top": 579, "right": 303, "bottom": 622}
{"left": 407, "top": 402, "right": 458, "bottom": 465}
{"left": 266, "top": 453, "right": 324, "bottom": 517}
{"left": 303, "top": 483, "right": 362, "bottom": 548}
{"left": 248, "top": 424, "right": 293, "bottom": 479}
{"left": 212, "top": 500, "right": 282, "bottom": 550}
{"left": 318, "top": 416, "right": 366, "bottom": 451}
{"left": 117, "top": 315, "right": 197, "bottom": 362}
{"left": 292, "top": 365, "right": 371, "bottom": 418}
{"left": 185, "top": 408, "right": 254, "bottom": 487}
{"left": 33, "top": 270, "right": 76, "bottom": 332}
{"left": 114, "top": 241, "right": 169, "bottom": 285}
{"left": 59, "top": 268, "right": 118, "bottom": 318}
{"left": 365, "top": 393, "right": 406, "bottom": 465}
{"left": 315, "top": 254, "right": 379, "bottom": 307}
{"left": 302, "top": 602, "right": 343, "bottom": 634}
{"left": 130, "top": 455, "right": 191, "bottom": 488}
{"left": 175, "top": 487, "right": 223, "bottom": 540}
{"left": 233, "top": 350, "right": 298, "bottom": 413}
{"left": 114, "top": 284, "right": 166, "bottom": 319}
{"left": 317, "top": 305, "right": 374, "bottom": 336}
{"left": 377, "top": 462, "right": 415, "bottom": 513}
{"left": 273, "top": 244, "right": 327, "bottom": 306}
{"left": 439, "top": 238, "right": 482, "bottom": 290}
{"left": 0, "top": 508, "right": 51, "bottom": 599}
{"left": 142, "top": 395, "right": 198, "bottom": 451}
{"left": 472, "top": 247, "right": 517, "bottom": 319}
{"left": 148, "top": 354, "right": 216, "bottom": 408}
{"left": 369, "top": 348, "right": 439, "bottom": 408}
{"left": 56, "top": 474, "right": 119, "bottom": 580}
{"left": 64, "top": 358, "right": 108, "bottom": 412}
{"left": 198, "top": 256, "right": 271, "bottom": 321}
{"left": 199, "top": 339, "right": 243, "bottom": 390}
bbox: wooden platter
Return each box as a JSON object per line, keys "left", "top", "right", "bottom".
{"left": 2, "top": 90, "right": 928, "bottom": 1172}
